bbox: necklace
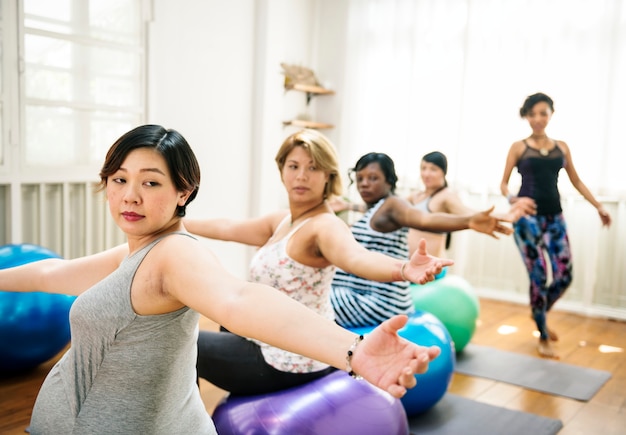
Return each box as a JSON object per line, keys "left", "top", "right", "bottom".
{"left": 290, "top": 201, "right": 326, "bottom": 226}
{"left": 530, "top": 134, "right": 550, "bottom": 156}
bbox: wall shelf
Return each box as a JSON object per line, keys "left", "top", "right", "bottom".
{"left": 285, "top": 82, "right": 335, "bottom": 95}
{"left": 285, "top": 83, "right": 335, "bottom": 104}
{"left": 282, "top": 119, "right": 334, "bottom": 130}
{"left": 283, "top": 81, "right": 334, "bottom": 129}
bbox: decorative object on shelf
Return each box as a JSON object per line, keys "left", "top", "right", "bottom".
{"left": 280, "top": 62, "right": 320, "bottom": 88}
{"left": 281, "top": 63, "right": 335, "bottom": 128}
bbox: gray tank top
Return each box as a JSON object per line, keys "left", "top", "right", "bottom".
{"left": 29, "top": 232, "right": 217, "bottom": 434}
{"left": 412, "top": 196, "right": 431, "bottom": 213}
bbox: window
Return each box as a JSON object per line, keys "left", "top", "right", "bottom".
{"left": 0, "top": 0, "right": 147, "bottom": 256}
{"left": 22, "top": 0, "right": 145, "bottom": 170}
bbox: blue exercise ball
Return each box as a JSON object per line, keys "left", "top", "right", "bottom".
{"left": 0, "top": 244, "right": 76, "bottom": 373}
{"left": 410, "top": 274, "right": 480, "bottom": 353}
{"left": 212, "top": 370, "right": 409, "bottom": 435}
{"left": 350, "top": 310, "right": 456, "bottom": 416}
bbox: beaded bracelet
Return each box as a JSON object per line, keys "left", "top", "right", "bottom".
{"left": 346, "top": 334, "right": 364, "bottom": 379}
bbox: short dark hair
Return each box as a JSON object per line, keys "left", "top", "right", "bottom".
{"left": 349, "top": 152, "right": 398, "bottom": 194}
{"left": 520, "top": 92, "right": 555, "bottom": 118}
{"left": 97, "top": 124, "right": 200, "bottom": 217}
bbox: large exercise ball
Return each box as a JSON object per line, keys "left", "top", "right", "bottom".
{"left": 410, "top": 274, "right": 479, "bottom": 353}
{"left": 212, "top": 370, "right": 409, "bottom": 435}
{"left": 0, "top": 244, "right": 76, "bottom": 373}
{"left": 350, "top": 310, "right": 456, "bottom": 416}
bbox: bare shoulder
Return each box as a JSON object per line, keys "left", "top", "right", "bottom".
{"left": 151, "top": 233, "right": 219, "bottom": 270}
{"left": 507, "top": 140, "right": 526, "bottom": 158}
{"left": 436, "top": 186, "right": 455, "bottom": 200}
{"left": 437, "top": 187, "right": 461, "bottom": 204}
{"left": 385, "top": 195, "right": 412, "bottom": 209}
{"left": 108, "top": 243, "right": 131, "bottom": 264}
{"left": 376, "top": 196, "right": 412, "bottom": 223}
{"left": 555, "top": 139, "right": 570, "bottom": 155}
{"left": 311, "top": 211, "right": 351, "bottom": 230}
{"left": 511, "top": 139, "right": 526, "bottom": 151}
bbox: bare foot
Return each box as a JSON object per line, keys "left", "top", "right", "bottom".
{"left": 537, "top": 339, "right": 559, "bottom": 359}
{"left": 547, "top": 328, "right": 559, "bottom": 341}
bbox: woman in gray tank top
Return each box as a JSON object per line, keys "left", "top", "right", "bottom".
{"left": 0, "top": 125, "right": 443, "bottom": 434}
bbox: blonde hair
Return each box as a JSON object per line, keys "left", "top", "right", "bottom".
{"left": 274, "top": 129, "right": 343, "bottom": 199}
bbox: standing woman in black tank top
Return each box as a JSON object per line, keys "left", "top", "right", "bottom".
{"left": 499, "top": 93, "right": 612, "bottom": 359}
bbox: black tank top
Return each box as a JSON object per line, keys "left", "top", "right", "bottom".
{"left": 516, "top": 140, "right": 565, "bottom": 215}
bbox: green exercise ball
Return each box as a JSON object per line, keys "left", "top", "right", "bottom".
{"left": 410, "top": 274, "right": 479, "bottom": 353}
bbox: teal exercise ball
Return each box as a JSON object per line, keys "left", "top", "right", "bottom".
{"left": 410, "top": 275, "right": 479, "bottom": 353}
{"left": 0, "top": 244, "right": 76, "bottom": 373}
{"left": 349, "top": 311, "right": 455, "bottom": 416}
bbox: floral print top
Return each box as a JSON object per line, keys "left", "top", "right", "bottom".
{"left": 248, "top": 215, "right": 336, "bottom": 373}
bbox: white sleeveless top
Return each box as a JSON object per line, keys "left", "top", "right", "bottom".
{"left": 248, "top": 215, "right": 336, "bottom": 372}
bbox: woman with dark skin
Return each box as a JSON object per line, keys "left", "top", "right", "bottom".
{"left": 330, "top": 152, "right": 525, "bottom": 328}
{"left": 500, "top": 92, "right": 611, "bottom": 358}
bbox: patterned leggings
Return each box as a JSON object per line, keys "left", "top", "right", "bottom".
{"left": 513, "top": 213, "right": 573, "bottom": 340}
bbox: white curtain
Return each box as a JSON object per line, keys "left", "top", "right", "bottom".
{"left": 338, "top": 0, "right": 626, "bottom": 199}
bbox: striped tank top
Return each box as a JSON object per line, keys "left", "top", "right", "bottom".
{"left": 331, "top": 197, "right": 414, "bottom": 328}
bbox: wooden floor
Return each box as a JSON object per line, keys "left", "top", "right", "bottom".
{"left": 1, "top": 298, "right": 625, "bottom": 434}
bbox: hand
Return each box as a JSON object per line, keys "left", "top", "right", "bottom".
{"left": 350, "top": 315, "right": 441, "bottom": 398}
{"left": 506, "top": 197, "right": 536, "bottom": 222}
{"left": 403, "top": 239, "right": 454, "bottom": 285}
{"left": 469, "top": 205, "right": 513, "bottom": 238}
{"left": 597, "top": 207, "right": 611, "bottom": 227}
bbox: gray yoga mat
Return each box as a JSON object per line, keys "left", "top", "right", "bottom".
{"left": 408, "top": 393, "right": 563, "bottom": 435}
{"left": 455, "top": 344, "right": 612, "bottom": 401}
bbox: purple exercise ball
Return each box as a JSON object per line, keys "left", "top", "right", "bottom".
{"left": 0, "top": 243, "right": 76, "bottom": 373}
{"left": 212, "top": 370, "right": 409, "bottom": 435}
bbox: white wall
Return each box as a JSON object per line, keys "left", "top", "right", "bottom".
{"left": 147, "top": 0, "right": 321, "bottom": 277}
{"left": 146, "top": 1, "right": 625, "bottom": 319}
{"left": 312, "top": 2, "right": 626, "bottom": 320}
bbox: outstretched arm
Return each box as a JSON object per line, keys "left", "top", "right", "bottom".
{"left": 0, "top": 244, "right": 128, "bottom": 296}
{"left": 560, "top": 141, "right": 611, "bottom": 227}
{"left": 466, "top": 206, "right": 514, "bottom": 239}
{"left": 445, "top": 187, "right": 535, "bottom": 224}
{"left": 498, "top": 197, "right": 537, "bottom": 223}
{"left": 387, "top": 197, "right": 513, "bottom": 238}
{"left": 315, "top": 214, "right": 450, "bottom": 283}
{"left": 167, "top": 238, "right": 439, "bottom": 398}
{"left": 402, "top": 238, "right": 454, "bottom": 284}
{"left": 184, "top": 211, "right": 285, "bottom": 247}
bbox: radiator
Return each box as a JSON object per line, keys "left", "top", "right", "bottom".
{"left": 446, "top": 192, "right": 626, "bottom": 321}
{"left": 0, "top": 181, "right": 125, "bottom": 258}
